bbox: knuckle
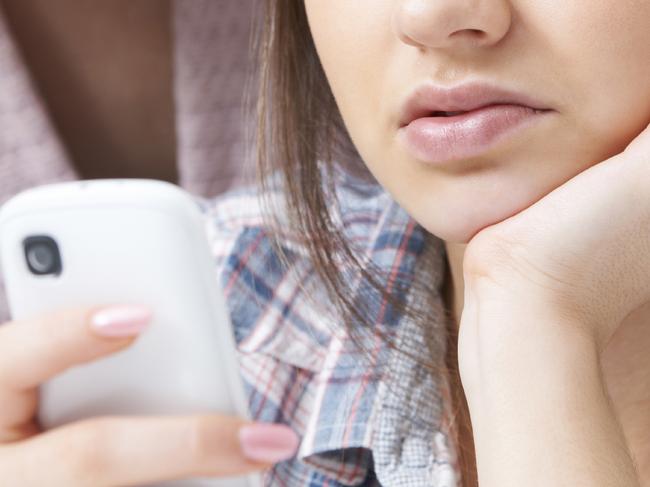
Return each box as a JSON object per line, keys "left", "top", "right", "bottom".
{"left": 35, "top": 307, "right": 90, "bottom": 340}
{"left": 63, "top": 418, "right": 113, "bottom": 483}
{"left": 49, "top": 307, "right": 89, "bottom": 340}
{"left": 185, "top": 415, "right": 227, "bottom": 468}
{"left": 463, "top": 226, "right": 521, "bottom": 283}
{"left": 186, "top": 416, "right": 213, "bottom": 465}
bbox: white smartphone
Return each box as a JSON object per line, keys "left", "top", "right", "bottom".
{"left": 0, "top": 179, "right": 261, "bottom": 487}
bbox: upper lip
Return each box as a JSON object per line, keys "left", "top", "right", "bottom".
{"left": 398, "top": 81, "right": 552, "bottom": 127}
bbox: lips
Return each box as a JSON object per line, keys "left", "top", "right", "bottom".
{"left": 396, "top": 82, "right": 555, "bottom": 165}
{"left": 399, "top": 82, "right": 552, "bottom": 128}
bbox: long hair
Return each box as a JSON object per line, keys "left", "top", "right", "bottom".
{"left": 250, "top": 1, "right": 478, "bottom": 485}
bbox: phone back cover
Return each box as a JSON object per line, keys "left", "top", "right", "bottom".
{"left": 0, "top": 180, "right": 262, "bottom": 487}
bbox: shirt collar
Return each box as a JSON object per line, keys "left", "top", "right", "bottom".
{"left": 207, "top": 166, "right": 459, "bottom": 485}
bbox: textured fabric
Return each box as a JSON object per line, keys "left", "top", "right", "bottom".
{"left": 198, "top": 168, "right": 461, "bottom": 486}
{"left": 0, "top": 8, "right": 77, "bottom": 204}
{"left": 173, "top": 0, "right": 256, "bottom": 196}
{"left": 0, "top": 0, "right": 255, "bottom": 321}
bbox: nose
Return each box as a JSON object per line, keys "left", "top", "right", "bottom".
{"left": 393, "top": 0, "right": 512, "bottom": 50}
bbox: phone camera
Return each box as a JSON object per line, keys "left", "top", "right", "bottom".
{"left": 23, "top": 236, "right": 62, "bottom": 276}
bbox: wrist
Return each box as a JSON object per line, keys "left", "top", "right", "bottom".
{"left": 457, "top": 277, "right": 601, "bottom": 400}
{"left": 460, "top": 308, "right": 638, "bottom": 486}
{"left": 461, "top": 254, "right": 622, "bottom": 351}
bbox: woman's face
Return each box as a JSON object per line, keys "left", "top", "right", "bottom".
{"left": 304, "top": 1, "right": 650, "bottom": 243}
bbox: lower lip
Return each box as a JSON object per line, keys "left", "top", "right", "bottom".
{"left": 398, "top": 104, "right": 553, "bottom": 165}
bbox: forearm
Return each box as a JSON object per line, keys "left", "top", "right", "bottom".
{"left": 460, "top": 292, "right": 640, "bottom": 486}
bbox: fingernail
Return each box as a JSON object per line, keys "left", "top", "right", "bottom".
{"left": 90, "top": 305, "right": 152, "bottom": 337}
{"left": 238, "top": 423, "right": 299, "bottom": 463}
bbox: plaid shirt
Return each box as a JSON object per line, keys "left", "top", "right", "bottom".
{"left": 198, "top": 169, "right": 461, "bottom": 487}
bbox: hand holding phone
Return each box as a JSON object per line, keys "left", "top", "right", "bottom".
{"left": 0, "top": 180, "right": 298, "bottom": 486}
{"left": 0, "top": 304, "right": 296, "bottom": 486}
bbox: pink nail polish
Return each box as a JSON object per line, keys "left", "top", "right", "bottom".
{"left": 90, "top": 305, "right": 152, "bottom": 337}
{"left": 238, "top": 423, "right": 299, "bottom": 464}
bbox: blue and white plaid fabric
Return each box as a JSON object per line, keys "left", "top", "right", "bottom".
{"left": 198, "top": 169, "right": 460, "bottom": 486}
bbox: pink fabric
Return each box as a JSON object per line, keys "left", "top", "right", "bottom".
{"left": 0, "top": 8, "right": 77, "bottom": 204}
{"left": 0, "top": 0, "right": 256, "bottom": 321}
{"left": 173, "top": 0, "right": 256, "bottom": 195}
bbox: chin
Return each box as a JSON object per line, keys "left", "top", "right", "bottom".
{"left": 410, "top": 193, "right": 534, "bottom": 245}
{"left": 416, "top": 213, "right": 493, "bottom": 244}
{"left": 396, "top": 158, "right": 559, "bottom": 245}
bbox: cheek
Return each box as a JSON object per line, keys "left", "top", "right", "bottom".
{"left": 305, "top": 0, "right": 393, "bottom": 80}
{"left": 304, "top": 0, "right": 395, "bottom": 157}
{"left": 531, "top": 1, "right": 650, "bottom": 150}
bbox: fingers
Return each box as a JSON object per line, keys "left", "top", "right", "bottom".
{"left": 1, "top": 415, "right": 299, "bottom": 487}
{"left": 0, "top": 307, "right": 301, "bottom": 486}
{"left": 0, "top": 305, "right": 151, "bottom": 441}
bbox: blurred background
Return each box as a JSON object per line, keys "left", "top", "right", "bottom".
{"left": 0, "top": 0, "right": 258, "bottom": 321}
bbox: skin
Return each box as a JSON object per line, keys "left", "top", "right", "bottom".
{"left": 304, "top": 0, "right": 650, "bottom": 483}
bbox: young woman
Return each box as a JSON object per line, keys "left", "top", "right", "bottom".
{"left": 0, "top": 1, "right": 649, "bottom": 486}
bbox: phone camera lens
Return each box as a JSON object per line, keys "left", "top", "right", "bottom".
{"left": 23, "top": 236, "right": 62, "bottom": 276}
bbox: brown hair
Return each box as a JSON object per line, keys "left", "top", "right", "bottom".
{"left": 252, "top": 1, "right": 477, "bottom": 485}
